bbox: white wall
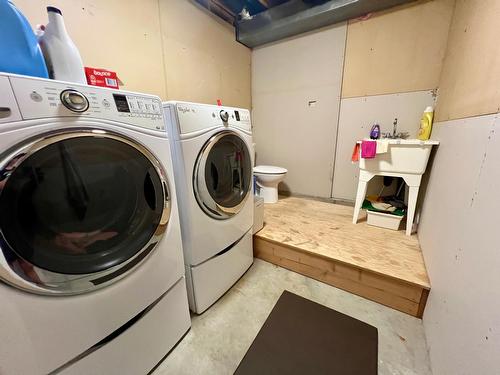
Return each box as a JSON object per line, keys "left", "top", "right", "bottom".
{"left": 419, "top": 114, "right": 500, "bottom": 374}
{"left": 332, "top": 90, "right": 436, "bottom": 200}
{"left": 252, "top": 24, "right": 346, "bottom": 198}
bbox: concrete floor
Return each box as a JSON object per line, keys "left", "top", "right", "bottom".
{"left": 154, "top": 259, "right": 432, "bottom": 375}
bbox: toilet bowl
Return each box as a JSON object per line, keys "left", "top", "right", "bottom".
{"left": 253, "top": 165, "right": 287, "bottom": 203}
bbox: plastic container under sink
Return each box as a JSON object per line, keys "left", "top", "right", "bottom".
{"left": 366, "top": 210, "right": 404, "bottom": 230}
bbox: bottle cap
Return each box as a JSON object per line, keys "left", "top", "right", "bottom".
{"left": 425, "top": 106, "right": 434, "bottom": 112}
{"left": 47, "top": 6, "right": 62, "bottom": 15}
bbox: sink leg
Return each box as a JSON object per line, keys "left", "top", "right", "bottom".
{"left": 406, "top": 185, "right": 420, "bottom": 236}
{"left": 353, "top": 181, "right": 367, "bottom": 224}
{"left": 353, "top": 171, "right": 373, "bottom": 224}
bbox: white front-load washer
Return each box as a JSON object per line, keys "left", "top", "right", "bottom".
{"left": 0, "top": 73, "right": 190, "bottom": 374}
{"left": 163, "top": 101, "right": 254, "bottom": 314}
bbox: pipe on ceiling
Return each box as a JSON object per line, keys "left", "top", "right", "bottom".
{"left": 236, "top": 0, "right": 417, "bottom": 48}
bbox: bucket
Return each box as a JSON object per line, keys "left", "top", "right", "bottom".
{"left": 0, "top": 0, "right": 49, "bottom": 78}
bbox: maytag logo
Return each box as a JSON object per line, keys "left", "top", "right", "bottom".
{"left": 178, "top": 106, "right": 192, "bottom": 114}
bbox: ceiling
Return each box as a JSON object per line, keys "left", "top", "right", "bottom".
{"left": 196, "top": 0, "right": 416, "bottom": 48}
{"left": 194, "top": 0, "right": 292, "bottom": 24}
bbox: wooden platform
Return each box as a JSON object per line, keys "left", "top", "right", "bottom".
{"left": 253, "top": 196, "right": 430, "bottom": 318}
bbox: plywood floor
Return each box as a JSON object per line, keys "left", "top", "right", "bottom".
{"left": 253, "top": 196, "right": 431, "bottom": 317}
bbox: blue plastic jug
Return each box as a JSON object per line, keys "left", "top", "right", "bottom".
{"left": 0, "top": 0, "right": 48, "bottom": 78}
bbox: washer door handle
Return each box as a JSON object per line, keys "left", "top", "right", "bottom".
{"left": 0, "top": 107, "right": 11, "bottom": 119}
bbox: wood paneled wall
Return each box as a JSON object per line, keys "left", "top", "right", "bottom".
{"left": 15, "top": 0, "right": 251, "bottom": 108}
{"left": 342, "top": 0, "right": 455, "bottom": 98}
{"left": 159, "top": 0, "right": 251, "bottom": 108}
{"left": 435, "top": 0, "right": 500, "bottom": 121}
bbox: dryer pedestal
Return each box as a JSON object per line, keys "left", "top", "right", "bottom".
{"left": 59, "top": 277, "right": 190, "bottom": 374}
{"left": 186, "top": 229, "right": 253, "bottom": 314}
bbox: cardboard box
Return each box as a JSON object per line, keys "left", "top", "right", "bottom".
{"left": 85, "top": 67, "right": 119, "bottom": 89}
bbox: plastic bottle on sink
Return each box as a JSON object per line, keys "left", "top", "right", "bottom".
{"left": 417, "top": 106, "right": 434, "bottom": 141}
{"left": 39, "top": 6, "right": 86, "bottom": 84}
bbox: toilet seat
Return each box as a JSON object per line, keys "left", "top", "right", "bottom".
{"left": 254, "top": 165, "right": 288, "bottom": 175}
{"left": 253, "top": 165, "right": 287, "bottom": 204}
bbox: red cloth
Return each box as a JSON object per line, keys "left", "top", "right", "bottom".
{"left": 361, "top": 140, "right": 377, "bottom": 158}
{"left": 351, "top": 143, "right": 360, "bottom": 162}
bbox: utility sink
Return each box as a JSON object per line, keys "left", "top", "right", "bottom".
{"left": 359, "top": 139, "right": 440, "bottom": 175}
{"left": 354, "top": 139, "right": 439, "bottom": 235}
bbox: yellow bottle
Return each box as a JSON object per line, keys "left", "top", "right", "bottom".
{"left": 418, "top": 106, "right": 434, "bottom": 140}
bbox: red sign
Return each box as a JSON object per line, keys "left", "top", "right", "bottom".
{"left": 85, "top": 67, "right": 119, "bottom": 89}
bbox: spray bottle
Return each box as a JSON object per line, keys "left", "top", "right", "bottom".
{"left": 39, "top": 6, "right": 86, "bottom": 84}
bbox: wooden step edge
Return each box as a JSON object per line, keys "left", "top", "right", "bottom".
{"left": 254, "top": 235, "right": 431, "bottom": 290}
{"left": 254, "top": 236, "right": 430, "bottom": 318}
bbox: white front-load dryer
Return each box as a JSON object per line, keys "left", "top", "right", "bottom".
{"left": 163, "top": 101, "right": 254, "bottom": 314}
{"left": 0, "top": 73, "right": 190, "bottom": 374}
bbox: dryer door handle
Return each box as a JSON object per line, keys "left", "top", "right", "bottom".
{"left": 0, "top": 107, "right": 11, "bottom": 119}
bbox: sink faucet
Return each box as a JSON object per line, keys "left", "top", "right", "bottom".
{"left": 381, "top": 117, "right": 409, "bottom": 139}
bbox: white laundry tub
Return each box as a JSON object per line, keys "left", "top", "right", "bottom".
{"left": 359, "top": 139, "right": 439, "bottom": 175}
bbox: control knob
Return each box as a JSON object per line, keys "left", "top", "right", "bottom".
{"left": 60, "top": 89, "right": 89, "bottom": 113}
{"left": 220, "top": 110, "right": 229, "bottom": 122}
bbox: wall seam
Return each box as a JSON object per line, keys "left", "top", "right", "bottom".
{"left": 342, "top": 88, "right": 438, "bottom": 100}
{"left": 433, "top": 0, "right": 459, "bottom": 121}
{"left": 435, "top": 109, "right": 500, "bottom": 124}
{"left": 157, "top": 0, "right": 169, "bottom": 100}
{"left": 330, "top": 21, "right": 349, "bottom": 199}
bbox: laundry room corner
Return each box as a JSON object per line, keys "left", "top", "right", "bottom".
{"left": 14, "top": 0, "right": 252, "bottom": 108}
{"left": 2, "top": 0, "right": 500, "bottom": 374}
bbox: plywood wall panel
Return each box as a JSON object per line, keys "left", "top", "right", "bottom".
{"left": 435, "top": 0, "right": 500, "bottom": 121}
{"left": 252, "top": 24, "right": 347, "bottom": 198}
{"left": 332, "top": 90, "right": 436, "bottom": 201}
{"left": 159, "top": 0, "right": 251, "bottom": 108}
{"left": 419, "top": 113, "right": 500, "bottom": 374}
{"left": 15, "top": 0, "right": 168, "bottom": 98}
{"left": 342, "top": 0, "right": 455, "bottom": 98}
{"left": 252, "top": 28, "right": 346, "bottom": 94}
{"left": 14, "top": 0, "right": 251, "bottom": 107}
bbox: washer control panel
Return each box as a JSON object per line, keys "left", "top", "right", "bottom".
{"left": 8, "top": 75, "right": 165, "bottom": 132}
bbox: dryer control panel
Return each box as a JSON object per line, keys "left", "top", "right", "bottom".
{"left": 172, "top": 101, "right": 251, "bottom": 135}
{"left": 6, "top": 75, "right": 165, "bottom": 132}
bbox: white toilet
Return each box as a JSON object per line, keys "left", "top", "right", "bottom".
{"left": 253, "top": 165, "right": 288, "bottom": 203}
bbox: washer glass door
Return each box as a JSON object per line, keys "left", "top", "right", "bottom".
{"left": 194, "top": 131, "right": 252, "bottom": 219}
{"left": 0, "top": 130, "right": 170, "bottom": 294}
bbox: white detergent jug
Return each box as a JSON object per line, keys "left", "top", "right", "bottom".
{"left": 39, "top": 6, "right": 86, "bottom": 84}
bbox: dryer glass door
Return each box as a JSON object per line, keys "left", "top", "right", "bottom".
{"left": 0, "top": 130, "right": 170, "bottom": 294}
{"left": 194, "top": 131, "right": 252, "bottom": 219}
